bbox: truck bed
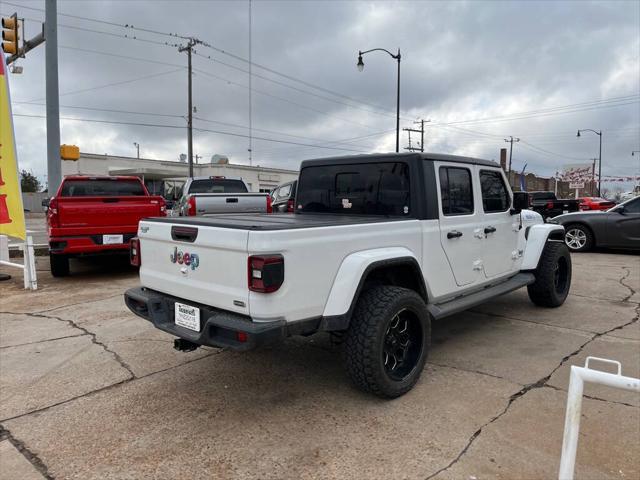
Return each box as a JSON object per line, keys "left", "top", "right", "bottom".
{"left": 144, "top": 213, "right": 410, "bottom": 231}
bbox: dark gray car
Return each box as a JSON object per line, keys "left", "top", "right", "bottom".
{"left": 549, "top": 196, "right": 640, "bottom": 252}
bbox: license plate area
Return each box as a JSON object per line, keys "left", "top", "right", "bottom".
{"left": 174, "top": 302, "right": 201, "bottom": 332}
{"left": 103, "top": 234, "right": 124, "bottom": 245}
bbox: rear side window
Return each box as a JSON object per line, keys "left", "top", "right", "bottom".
{"left": 60, "top": 179, "right": 145, "bottom": 196}
{"left": 188, "top": 179, "right": 248, "bottom": 194}
{"left": 624, "top": 197, "right": 640, "bottom": 213}
{"left": 296, "top": 162, "right": 411, "bottom": 216}
{"left": 480, "top": 170, "right": 510, "bottom": 212}
{"left": 532, "top": 192, "right": 554, "bottom": 200}
{"left": 439, "top": 167, "right": 473, "bottom": 215}
{"left": 277, "top": 184, "right": 292, "bottom": 198}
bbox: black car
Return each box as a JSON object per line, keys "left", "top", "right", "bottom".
{"left": 549, "top": 196, "right": 640, "bottom": 252}
{"left": 271, "top": 180, "right": 297, "bottom": 213}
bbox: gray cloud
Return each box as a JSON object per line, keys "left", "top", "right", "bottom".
{"left": 3, "top": 0, "right": 639, "bottom": 191}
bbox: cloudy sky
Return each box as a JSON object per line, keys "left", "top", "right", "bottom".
{"left": 3, "top": 0, "right": 639, "bottom": 191}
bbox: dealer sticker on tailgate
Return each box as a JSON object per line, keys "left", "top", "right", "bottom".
{"left": 174, "top": 302, "right": 200, "bottom": 331}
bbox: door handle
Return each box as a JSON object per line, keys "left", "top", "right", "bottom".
{"left": 447, "top": 230, "right": 463, "bottom": 239}
{"left": 484, "top": 226, "right": 497, "bottom": 234}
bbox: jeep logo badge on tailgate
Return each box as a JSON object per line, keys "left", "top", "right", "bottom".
{"left": 170, "top": 247, "right": 200, "bottom": 270}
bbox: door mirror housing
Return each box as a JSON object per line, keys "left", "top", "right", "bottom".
{"left": 511, "top": 192, "right": 529, "bottom": 215}
{"left": 41, "top": 198, "right": 50, "bottom": 208}
{"left": 615, "top": 205, "right": 626, "bottom": 215}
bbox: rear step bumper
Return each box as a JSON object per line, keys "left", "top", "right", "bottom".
{"left": 124, "top": 287, "right": 286, "bottom": 351}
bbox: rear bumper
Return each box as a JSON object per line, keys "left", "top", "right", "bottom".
{"left": 49, "top": 234, "right": 135, "bottom": 255}
{"left": 124, "top": 287, "right": 290, "bottom": 351}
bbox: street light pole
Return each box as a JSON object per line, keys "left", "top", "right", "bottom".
{"left": 577, "top": 129, "right": 602, "bottom": 196}
{"left": 133, "top": 142, "right": 140, "bottom": 159}
{"left": 357, "top": 48, "right": 401, "bottom": 153}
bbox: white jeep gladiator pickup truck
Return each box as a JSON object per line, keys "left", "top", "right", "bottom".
{"left": 125, "top": 153, "right": 571, "bottom": 398}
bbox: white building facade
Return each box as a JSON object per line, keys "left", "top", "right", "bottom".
{"left": 61, "top": 153, "right": 299, "bottom": 196}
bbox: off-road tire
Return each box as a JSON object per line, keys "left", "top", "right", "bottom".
{"left": 343, "top": 285, "right": 430, "bottom": 398}
{"left": 527, "top": 242, "right": 571, "bottom": 308}
{"left": 50, "top": 254, "right": 70, "bottom": 277}
{"left": 564, "top": 223, "right": 593, "bottom": 252}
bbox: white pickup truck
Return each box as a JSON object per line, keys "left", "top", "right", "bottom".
{"left": 125, "top": 153, "right": 571, "bottom": 398}
{"left": 173, "top": 176, "right": 272, "bottom": 216}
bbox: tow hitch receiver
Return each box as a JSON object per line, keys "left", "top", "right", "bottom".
{"left": 174, "top": 338, "right": 199, "bottom": 352}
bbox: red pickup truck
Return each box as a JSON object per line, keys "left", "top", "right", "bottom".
{"left": 45, "top": 176, "right": 166, "bottom": 276}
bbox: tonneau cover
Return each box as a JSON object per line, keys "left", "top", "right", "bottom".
{"left": 145, "top": 213, "right": 409, "bottom": 231}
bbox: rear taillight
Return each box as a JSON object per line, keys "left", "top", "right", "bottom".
{"left": 159, "top": 198, "right": 167, "bottom": 216}
{"left": 248, "top": 255, "right": 284, "bottom": 293}
{"left": 287, "top": 198, "right": 294, "bottom": 213}
{"left": 130, "top": 237, "right": 141, "bottom": 266}
{"left": 187, "top": 196, "right": 196, "bottom": 216}
{"left": 48, "top": 198, "right": 59, "bottom": 228}
{"left": 266, "top": 195, "right": 273, "bottom": 213}
{"left": 546, "top": 201, "right": 554, "bottom": 209}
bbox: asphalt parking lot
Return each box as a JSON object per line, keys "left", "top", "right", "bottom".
{"left": 0, "top": 252, "right": 638, "bottom": 479}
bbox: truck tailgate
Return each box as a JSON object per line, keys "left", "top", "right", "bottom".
{"left": 57, "top": 196, "right": 162, "bottom": 232}
{"left": 138, "top": 219, "right": 250, "bottom": 315}
{"left": 191, "top": 193, "right": 268, "bottom": 214}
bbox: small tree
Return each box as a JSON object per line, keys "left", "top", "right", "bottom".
{"left": 20, "top": 170, "right": 42, "bottom": 193}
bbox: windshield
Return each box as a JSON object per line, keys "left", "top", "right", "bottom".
{"left": 296, "top": 162, "right": 411, "bottom": 216}
{"left": 188, "top": 179, "right": 248, "bottom": 194}
{"left": 60, "top": 179, "right": 146, "bottom": 196}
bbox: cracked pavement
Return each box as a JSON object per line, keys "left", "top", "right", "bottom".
{"left": 0, "top": 252, "right": 638, "bottom": 479}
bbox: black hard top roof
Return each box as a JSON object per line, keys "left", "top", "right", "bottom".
{"left": 300, "top": 152, "right": 499, "bottom": 169}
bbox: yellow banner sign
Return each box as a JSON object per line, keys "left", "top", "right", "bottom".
{"left": 0, "top": 56, "right": 26, "bottom": 240}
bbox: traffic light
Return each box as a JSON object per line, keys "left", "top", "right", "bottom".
{"left": 2, "top": 14, "right": 19, "bottom": 56}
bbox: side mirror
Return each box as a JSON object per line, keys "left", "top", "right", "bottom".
{"left": 615, "top": 205, "right": 626, "bottom": 215}
{"left": 41, "top": 198, "right": 50, "bottom": 208}
{"left": 511, "top": 192, "right": 529, "bottom": 215}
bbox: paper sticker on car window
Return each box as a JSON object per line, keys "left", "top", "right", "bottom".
{"left": 342, "top": 198, "right": 353, "bottom": 209}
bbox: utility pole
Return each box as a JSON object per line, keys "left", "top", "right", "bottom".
{"left": 133, "top": 142, "right": 140, "bottom": 159}
{"left": 194, "top": 154, "right": 202, "bottom": 165}
{"left": 591, "top": 158, "right": 597, "bottom": 196}
{"left": 504, "top": 136, "right": 520, "bottom": 174}
{"left": 179, "top": 38, "right": 202, "bottom": 179}
{"left": 404, "top": 119, "right": 430, "bottom": 152}
{"left": 45, "top": 0, "right": 61, "bottom": 194}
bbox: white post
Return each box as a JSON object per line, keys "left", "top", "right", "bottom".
{"left": 23, "top": 236, "right": 37, "bottom": 290}
{"left": 0, "top": 234, "right": 38, "bottom": 290}
{"left": 559, "top": 357, "right": 640, "bottom": 480}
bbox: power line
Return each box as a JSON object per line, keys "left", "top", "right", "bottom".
{"left": 4, "top": 1, "right": 397, "bottom": 116}
{"left": 193, "top": 67, "right": 377, "bottom": 130}
{"left": 58, "top": 45, "right": 185, "bottom": 68}
{"left": 13, "top": 113, "right": 186, "bottom": 129}
{"left": 519, "top": 140, "right": 591, "bottom": 161}
{"left": 18, "top": 68, "right": 184, "bottom": 103}
{"left": 13, "top": 113, "right": 374, "bottom": 152}
{"left": 193, "top": 126, "right": 368, "bottom": 152}
{"left": 1, "top": 1, "right": 189, "bottom": 39}
{"left": 14, "top": 102, "right": 184, "bottom": 119}
{"left": 193, "top": 115, "right": 379, "bottom": 148}
{"left": 429, "top": 95, "right": 639, "bottom": 127}
{"left": 193, "top": 50, "right": 403, "bottom": 121}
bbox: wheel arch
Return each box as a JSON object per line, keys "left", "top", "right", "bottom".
{"left": 320, "top": 249, "right": 427, "bottom": 331}
{"left": 521, "top": 224, "right": 566, "bottom": 270}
